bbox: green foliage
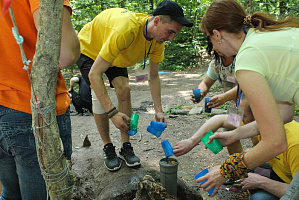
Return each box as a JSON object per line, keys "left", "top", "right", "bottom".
{"left": 71, "top": 0, "right": 154, "bottom": 31}
{"left": 160, "top": 40, "right": 199, "bottom": 70}
{"left": 164, "top": 105, "right": 182, "bottom": 115}
{"left": 219, "top": 101, "right": 230, "bottom": 110}
{"left": 246, "top": 0, "right": 299, "bottom": 17}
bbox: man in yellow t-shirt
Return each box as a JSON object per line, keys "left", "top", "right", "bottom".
{"left": 76, "top": 0, "right": 193, "bottom": 171}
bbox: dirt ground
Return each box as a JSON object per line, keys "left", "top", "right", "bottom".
{"left": 69, "top": 66, "right": 298, "bottom": 200}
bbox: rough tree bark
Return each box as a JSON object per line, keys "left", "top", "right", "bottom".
{"left": 246, "top": 0, "right": 252, "bottom": 15}
{"left": 30, "top": 0, "right": 75, "bottom": 199}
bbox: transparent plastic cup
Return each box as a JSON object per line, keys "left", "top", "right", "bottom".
{"left": 192, "top": 89, "right": 201, "bottom": 103}
{"left": 161, "top": 140, "right": 174, "bottom": 157}
{"left": 194, "top": 168, "right": 215, "bottom": 196}
{"left": 200, "top": 130, "right": 223, "bottom": 154}
{"left": 127, "top": 113, "right": 139, "bottom": 136}
{"left": 147, "top": 121, "right": 166, "bottom": 137}
{"left": 204, "top": 98, "right": 212, "bottom": 113}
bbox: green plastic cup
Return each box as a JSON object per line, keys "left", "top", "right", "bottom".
{"left": 129, "top": 113, "right": 139, "bottom": 131}
{"left": 200, "top": 130, "right": 223, "bottom": 154}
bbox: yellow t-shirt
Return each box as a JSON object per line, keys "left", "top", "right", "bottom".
{"left": 78, "top": 8, "right": 164, "bottom": 67}
{"left": 258, "top": 120, "right": 299, "bottom": 183}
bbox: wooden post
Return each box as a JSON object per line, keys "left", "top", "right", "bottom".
{"left": 30, "top": 0, "right": 74, "bottom": 199}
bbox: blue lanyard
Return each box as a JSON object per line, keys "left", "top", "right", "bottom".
{"left": 236, "top": 84, "right": 242, "bottom": 107}
{"left": 143, "top": 19, "right": 152, "bottom": 70}
{"left": 235, "top": 27, "right": 248, "bottom": 107}
{"left": 243, "top": 27, "right": 247, "bottom": 35}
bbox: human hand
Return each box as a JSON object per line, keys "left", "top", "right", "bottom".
{"left": 110, "top": 112, "right": 130, "bottom": 132}
{"left": 190, "top": 93, "right": 197, "bottom": 104}
{"left": 240, "top": 173, "right": 264, "bottom": 190}
{"left": 155, "top": 111, "right": 167, "bottom": 126}
{"left": 190, "top": 93, "right": 202, "bottom": 104}
{"left": 196, "top": 166, "right": 226, "bottom": 197}
{"left": 173, "top": 139, "right": 194, "bottom": 156}
{"left": 207, "top": 131, "right": 235, "bottom": 147}
{"left": 208, "top": 94, "right": 227, "bottom": 108}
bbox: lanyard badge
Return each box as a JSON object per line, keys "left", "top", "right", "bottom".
{"left": 227, "top": 84, "right": 244, "bottom": 127}
{"left": 226, "top": 29, "right": 248, "bottom": 127}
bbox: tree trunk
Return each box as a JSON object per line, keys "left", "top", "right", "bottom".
{"left": 30, "top": 0, "right": 75, "bottom": 199}
{"left": 149, "top": 0, "right": 154, "bottom": 12}
{"left": 246, "top": 0, "right": 252, "bottom": 15}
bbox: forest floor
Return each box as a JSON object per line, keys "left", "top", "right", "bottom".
{"left": 68, "top": 65, "right": 298, "bottom": 200}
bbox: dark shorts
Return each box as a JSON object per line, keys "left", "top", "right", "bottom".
{"left": 76, "top": 54, "right": 128, "bottom": 88}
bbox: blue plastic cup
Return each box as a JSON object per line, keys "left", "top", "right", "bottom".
{"left": 194, "top": 168, "right": 215, "bottom": 196}
{"left": 147, "top": 121, "right": 166, "bottom": 137}
{"left": 127, "top": 130, "right": 137, "bottom": 136}
{"left": 161, "top": 140, "right": 174, "bottom": 157}
{"left": 192, "top": 89, "right": 201, "bottom": 103}
{"left": 204, "top": 98, "right": 212, "bottom": 113}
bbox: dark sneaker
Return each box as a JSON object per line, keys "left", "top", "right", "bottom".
{"left": 119, "top": 142, "right": 141, "bottom": 167}
{"left": 103, "top": 143, "right": 121, "bottom": 171}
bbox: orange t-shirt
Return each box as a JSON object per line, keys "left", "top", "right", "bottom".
{"left": 0, "top": 0, "right": 71, "bottom": 115}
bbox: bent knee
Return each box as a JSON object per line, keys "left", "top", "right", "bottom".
{"left": 115, "top": 85, "right": 131, "bottom": 101}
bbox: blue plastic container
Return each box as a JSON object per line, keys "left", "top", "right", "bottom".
{"left": 192, "top": 89, "right": 201, "bottom": 103}
{"left": 161, "top": 140, "right": 174, "bottom": 157}
{"left": 194, "top": 168, "right": 215, "bottom": 196}
{"left": 147, "top": 121, "right": 166, "bottom": 137}
{"left": 204, "top": 98, "right": 212, "bottom": 113}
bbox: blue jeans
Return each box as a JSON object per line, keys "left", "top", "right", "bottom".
{"left": 250, "top": 189, "right": 279, "bottom": 200}
{"left": 0, "top": 106, "right": 72, "bottom": 200}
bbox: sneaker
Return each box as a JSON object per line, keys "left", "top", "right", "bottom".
{"left": 119, "top": 142, "right": 141, "bottom": 167}
{"left": 103, "top": 143, "right": 121, "bottom": 171}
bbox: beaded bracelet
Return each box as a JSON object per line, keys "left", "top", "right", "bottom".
{"left": 220, "top": 152, "right": 252, "bottom": 181}
{"left": 108, "top": 109, "right": 118, "bottom": 118}
{"left": 107, "top": 107, "right": 116, "bottom": 115}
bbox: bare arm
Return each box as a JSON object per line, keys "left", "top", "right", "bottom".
{"left": 240, "top": 173, "right": 289, "bottom": 198}
{"left": 197, "top": 73, "right": 216, "bottom": 96}
{"left": 209, "top": 85, "right": 238, "bottom": 108}
{"left": 148, "top": 59, "right": 166, "bottom": 123}
{"left": 89, "top": 55, "right": 130, "bottom": 132}
{"left": 173, "top": 114, "right": 235, "bottom": 156}
{"left": 210, "top": 101, "right": 294, "bottom": 146}
{"left": 59, "top": 7, "right": 81, "bottom": 68}
{"left": 236, "top": 70, "right": 287, "bottom": 169}
{"left": 33, "top": 7, "right": 80, "bottom": 68}
{"left": 229, "top": 121, "right": 259, "bottom": 141}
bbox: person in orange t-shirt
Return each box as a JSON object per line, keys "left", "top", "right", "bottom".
{"left": 0, "top": 0, "right": 80, "bottom": 199}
